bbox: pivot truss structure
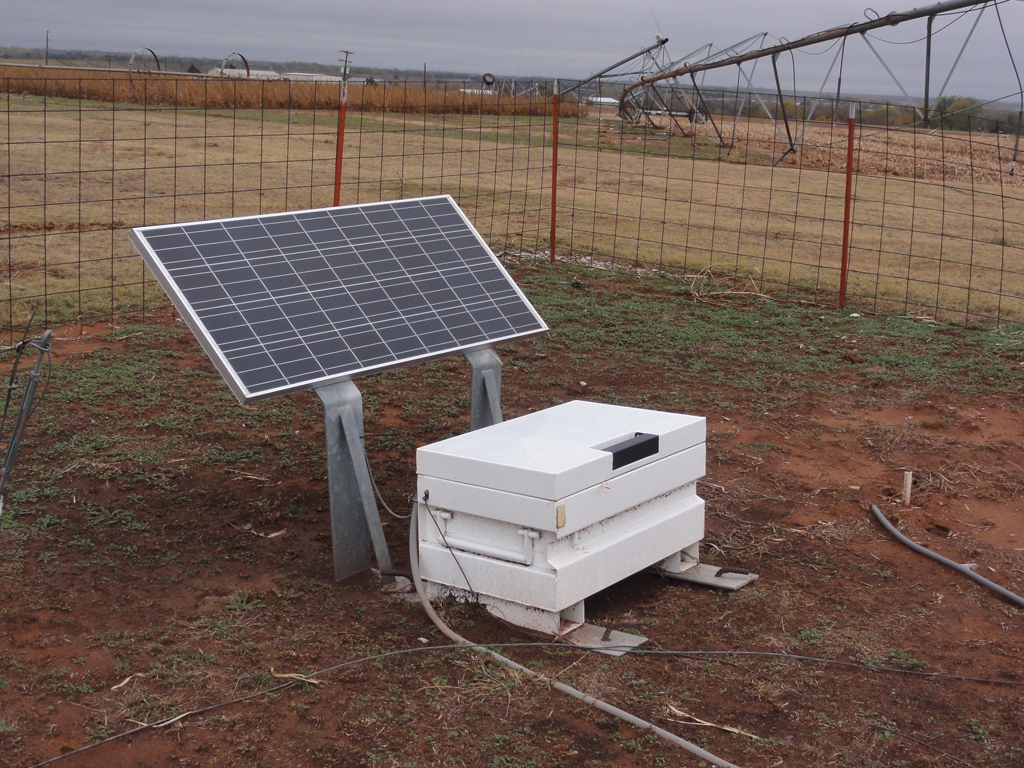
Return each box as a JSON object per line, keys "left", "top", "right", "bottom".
{"left": 579, "top": 0, "right": 1023, "bottom": 170}
{"left": 563, "top": 37, "right": 720, "bottom": 132}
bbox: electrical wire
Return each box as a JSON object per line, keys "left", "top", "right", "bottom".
{"left": 0, "top": 312, "right": 37, "bottom": 447}
{"left": 23, "top": 336, "right": 52, "bottom": 424}
{"left": 366, "top": 453, "right": 410, "bottom": 519}
{"left": 283, "top": 394, "right": 410, "bottom": 519}
{"left": 792, "top": 37, "right": 845, "bottom": 56}
{"left": 862, "top": 6, "right": 978, "bottom": 45}
{"left": 994, "top": 0, "right": 1024, "bottom": 174}
{"left": 0, "top": 330, "right": 52, "bottom": 513}
{"left": 421, "top": 494, "right": 477, "bottom": 598}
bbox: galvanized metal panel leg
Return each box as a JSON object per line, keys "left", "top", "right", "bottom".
{"left": 316, "top": 379, "right": 394, "bottom": 581}
{"left": 465, "top": 347, "right": 502, "bottom": 431}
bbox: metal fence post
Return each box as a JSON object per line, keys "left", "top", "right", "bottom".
{"left": 333, "top": 79, "right": 349, "bottom": 207}
{"left": 839, "top": 102, "right": 857, "bottom": 309}
{"left": 550, "top": 79, "right": 559, "bottom": 264}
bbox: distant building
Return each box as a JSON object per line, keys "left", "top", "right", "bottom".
{"left": 208, "top": 68, "right": 281, "bottom": 80}
{"left": 282, "top": 73, "right": 344, "bottom": 83}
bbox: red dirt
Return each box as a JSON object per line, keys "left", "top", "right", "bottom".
{"left": 1, "top": 294, "right": 1022, "bottom": 768}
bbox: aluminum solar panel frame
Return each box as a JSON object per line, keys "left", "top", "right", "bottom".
{"left": 129, "top": 195, "right": 548, "bottom": 404}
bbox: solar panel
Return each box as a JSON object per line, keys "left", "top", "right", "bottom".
{"left": 130, "top": 196, "right": 548, "bottom": 403}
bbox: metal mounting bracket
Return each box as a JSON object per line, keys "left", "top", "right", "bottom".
{"left": 465, "top": 347, "right": 502, "bottom": 431}
{"left": 563, "top": 623, "right": 649, "bottom": 657}
{"left": 654, "top": 546, "right": 759, "bottom": 591}
{"left": 658, "top": 563, "right": 760, "bottom": 591}
{"left": 315, "top": 379, "right": 394, "bottom": 582}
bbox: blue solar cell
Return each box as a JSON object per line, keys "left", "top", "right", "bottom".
{"left": 130, "top": 195, "right": 547, "bottom": 403}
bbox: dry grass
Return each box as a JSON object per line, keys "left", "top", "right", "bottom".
{"left": 678, "top": 114, "right": 1024, "bottom": 188}
{"left": 0, "top": 92, "right": 554, "bottom": 328}
{"left": 0, "top": 65, "right": 586, "bottom": 118}
{"left": 2, "top": 75, "right": 1024, "bottom": 331}
{"left": 553, "top": 129, "right": 1024, "bottom": 320}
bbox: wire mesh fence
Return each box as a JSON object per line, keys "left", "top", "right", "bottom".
{"left": 552, "top": 83, "right": 1024, "bottom": 324}
{"left": 2, "top": 70, "right": 1023, "bottom": 340}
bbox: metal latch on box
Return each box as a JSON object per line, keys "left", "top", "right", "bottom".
{"left": 436, "top": 512, "right": 542, "bottom": 566}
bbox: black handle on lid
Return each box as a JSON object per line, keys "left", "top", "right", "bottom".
{"left": 602, "top": 432, "right": 659, "bottom": 470}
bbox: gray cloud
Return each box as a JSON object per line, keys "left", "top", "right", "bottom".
{"left": 4, "top": 1, "right": 1023, "bottom": 99}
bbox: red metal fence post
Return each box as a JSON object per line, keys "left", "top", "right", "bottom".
{"left": 550, "top": 79, "right": 559, "bottom": 264}
{"left": 333, "top": 79, "right": 349, "bottom": 207}
{"left": 838, "top": 102, "right": 857, "bottom": 309}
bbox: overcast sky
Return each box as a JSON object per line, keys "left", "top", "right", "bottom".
{"left": 5, "top": 1, "right": 1024, "bottom": 102}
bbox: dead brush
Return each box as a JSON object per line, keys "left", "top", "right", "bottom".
{"left": 708, "top": 521, "right": 785, "bottom": 559}
{"left": 417, "top": 659, "right": 533, "bottom": 704}
{"left": 915, "top": 459, "right": 992, "bottom": 496}
{"left": 110, "top": 685, "right": 184, "bottom": 725}
{"left": 860, "top": 424, "right": 930, "bottom": 463}
{"left": 994, "top": 468, "right": 1024, "bottom": 498}
{"left": 787, "top": 517, "right": 870, "bottom": 546}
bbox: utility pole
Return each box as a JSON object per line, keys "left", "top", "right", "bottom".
{"left": 339, "top": 49, "right": 351, "bottom": 81}
{"left": 45, "top": 31, "right": 49, "bottom": 66}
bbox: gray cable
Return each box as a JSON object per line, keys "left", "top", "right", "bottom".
{"left": 365, "top": 452, "right": 411, "bottom": 519}
{"left": 870, "top": 505, "right": 1024, "bottom": 609}
{"left": 408, "top": 503, "right": 746, "bottom": 768}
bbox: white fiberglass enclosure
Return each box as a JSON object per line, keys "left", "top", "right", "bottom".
{"left": 416, "top": 400, "right": 707, "bottom": 636}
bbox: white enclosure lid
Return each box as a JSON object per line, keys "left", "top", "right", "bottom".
{"left": 417, "top": 400, "right": 705, "bottom": 500}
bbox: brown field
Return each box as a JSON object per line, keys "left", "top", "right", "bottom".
{"left": 2, "top": 79, "right": 1024, "bottom": 331}
{"left": 0, "top": 64, "right": 586, "bottom": 117}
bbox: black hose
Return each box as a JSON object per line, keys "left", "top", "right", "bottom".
{"left": 869, "top": 505, "right": 1024, "bottom": 610}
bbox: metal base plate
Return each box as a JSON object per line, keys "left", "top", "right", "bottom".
{"left": 563, "top": 623, "right": 649, "bottom": 657}
{"left": 657, "top": 563, "right": 759, "bottom": 591}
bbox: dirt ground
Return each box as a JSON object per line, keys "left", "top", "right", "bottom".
{"left": 0, "top": 261, "right": 1022, "bottom": 768}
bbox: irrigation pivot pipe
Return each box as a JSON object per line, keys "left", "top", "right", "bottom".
{"left": 560, "top": 37, "right": 669, "bottom": 96}
{"left": 870, "top": 505, "right": 1024, "bottom": 609}
{"left": 619, "top": 0, "right": 997, "bottom": 112}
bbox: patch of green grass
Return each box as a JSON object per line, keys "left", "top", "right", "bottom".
{"left": 889, "top": 648, "right": 929, "bottom": 671}
{"left": 225, "top": 590, "right": 261, "bottom": 612}
{"left": 967, "top": 717, "right": 996, "bottom": 744}
{"left": 515, "top": 263, "right": 1023, "bottom": 408}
